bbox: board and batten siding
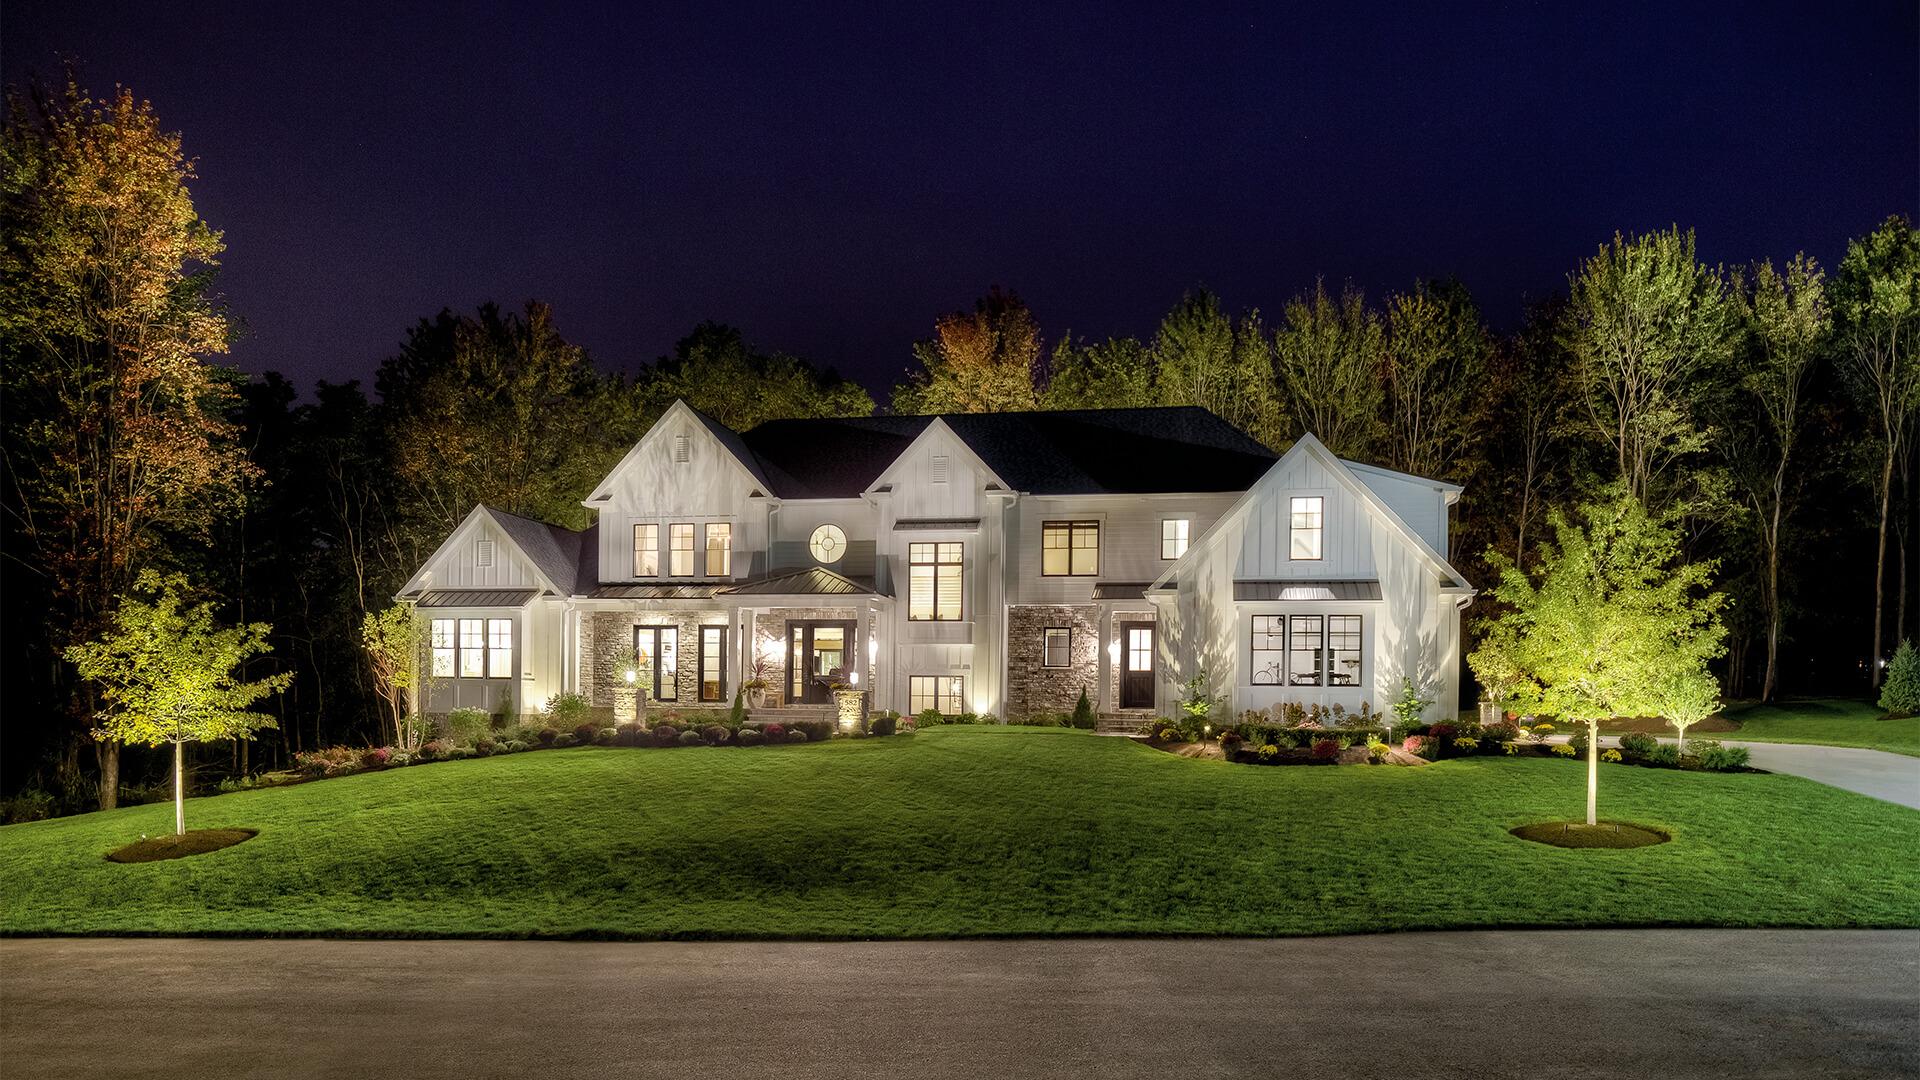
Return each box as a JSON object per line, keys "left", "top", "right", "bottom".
{"left": 593, "top": 410, "right": 761, "bottom": 583}
{"left": 1007, "top": 494, "right": 1238, "bottom": 603}
{"left": 427, "top": 517, "right": 547, "bottom": 592}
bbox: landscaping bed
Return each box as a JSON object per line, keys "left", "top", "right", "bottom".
{"left": 3, "top": 727, "right": 1916, "bottom": 939}
{"left": 105, "top": 828, "right": 257, "bottom": 863}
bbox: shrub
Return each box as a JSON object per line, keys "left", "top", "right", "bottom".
{"left": 1070, "top": 689, "right": 1096, "bottom": 730}
{"left": 871, "top": 713, "right": 898, "bottom": 737}
{"left": 387, "top": 751, "right": 414, "bottom": 767}
{"left": 550, "top": 733, "right": 576, "bottom": 748}
{"left": 361, "top": 747, "right": 393, "bottom": 769}
{"left": 418, "top": 740, "right": 454, "bottom": 762}
{"left": 1527, "top": 722, "right": 1554, "bottom": 743}
{"left": 571, "top": 722, "right": 598, "bottom": 745}
{"left": 1567, "top": 728, "right": 1591, "bottom": 753}
{"left": 1601, "top": 748, "right": 1624, "bottom": 763}
{"left": 502, "top": 740, "right": 527, "bottom": 754}
{"left": 677, "top": 730, "right": 704, "bottom": 747}
{"left": 1428, "top": 721, "right": 1459, "bottom": 742}
{"left": 1310, "top": 738, "right": 1340, "bottom": 760}
{"left": 536, "top": 727, "right": 560, "bottom": 747}
{"left": 1401, "top": 735, "right": 1427, "bottom": 756}
{"left": 1366, "top": 737, "right": 1390, "bottom": 763}
{"left": 787, "top": 729, "right": 810, "bottom": 743}
{"left": 544, "top": 692, "right": 593, "bottom": 729}
{"left": 1619, "top": 731, "right": 1659, "bottom": 756}
{"left": 916, "top": 708, "right": 945, "bottom": 728}
{"left": 700, "top": 723, "right": 730, "bottom": 746}
{"left": 1695, "top": 744, "right": 1750, "bottom": 771}
{"left": 1451, "top": 736, "right": 1479, "bottom": 755}
{"left": 1550, "top": 743, "right": 1578, "bottom": 758}
{"left": 1501, "top": 740, "right": 1521, "bottom": 755}
{"left": 1257, "top": 743, "right": 1280, "bottom": 761}
{"left": 1879, "top": 639, "right": 1920, "bottom": 713}
{"left": 1219, "top": 731, "right": 1245, "bottom": 755}
{"left": 651, "top": 723, "right": 681, "bottom": 747}
{"left": 595, "top": 727, "right": 618, "bottom": 746}
{"left": 1015, "top": 713, "right": 1062, "bottom": 727}
{"left": 443, "top": 707, "right": 492, "bottom": 746}
{"left": 473, "top": 739, "right": 495, "bottom": 757}
{"left": 1648, "top": 744, "right": 1682, "bottom": 767}
{"left": 761, "top": 722, "right": 786, "bottom": 741}
{"left": 449, "top": 746, "right": 474, "bottom": 760}
{"left": 1481, "top": 720, "right": 1521, "bottom": 747}
{"left": 738, "top": 728, "right": 766, "bottom": 746}
{"left": 615, "top": 721, "right": 645, "bottom": 747}
{"left": 728, "top": 687, "right": 748, "bottom": 727}
{"left": 0, "top": 789, "right": 56, "bottom": 824}
{"left": 793, "top": 719, "right": 834, "bottom": 743}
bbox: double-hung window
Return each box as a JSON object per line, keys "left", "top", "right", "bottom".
{"left": 1287, "top": 615, "right": 1324, "bottom": 686}
{"left": 1042, "top": 520, "right": 1099, "bottom": 576}
{"left": 668, "top": 523, "right": 695, "bottom": 576}
{"left": 1161, "top": 518, "right": 1190, "bottom": 560}
{"left": 633, "top": 523, "right": 659, "bottom": 576}
{"left": 1250, "top": 616, "right": 1286, "bottom": 685}
{"left": 433, "top": 618, "right": 512, "bottom": 680}
{"left": 1042, "top": 627, "right": 1071, "bottom": 668}
{"left": 1290, "top": 497, "right": 1324, "bottom": 560}
{"left": 704, "top": 523, "right": 731, "bottom": 576}
{"left": 909, "top": 542, "right": 963, "bottom": 621}
{"left": 909, "top": 675, "right": 966, "bottom": 716}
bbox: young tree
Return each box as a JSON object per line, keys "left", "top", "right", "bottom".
{"left": 1476, "top": 493, "right": 1726, "bottom": 825}
{"left": 1380, "top": 279, "right": 1490, "bottom": 480}
{"left": 361, "top": 604, "right": 421, "bottom": 750}
{"left": 1878, "top": 639, "right": 1920, "bottom": 714}
{"left": 1832, "top": 217, "right": 1920, "bottom": 687}
{"left": 892, "top": 287, "right": 1041, "bottom": 414}
{"left": 1648, "top": 666, "right": 1721, "bottom": 752}
{"left": 0, "top": 74, "right": 256, "bottom": 808}
{"left": 1273, "top": 280, "right": 1384, "bottom": 457}
{"left": 64, "top": 571, "right": 290, "bottom": 835}
{"left": 1729, "top": 254, "right": 1828, "bottom": 700}
{"left": 1562, "top": 228, "right": 1738, "bottom": 507}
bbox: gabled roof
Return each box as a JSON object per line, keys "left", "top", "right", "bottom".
{"left": 397, "top": 504, "right": 586, "bottom": 599}
{"left": 721, "top": 566, "right": 885, "bottom": 597}
{"left": 1150, "top": 433, "right": 1473, "bottom": 595}
{"left": 731, "top": 406, "right": 1278, "bottom": 498}
{"left": 584, "top": 399, "right": 774, "bottom": 505}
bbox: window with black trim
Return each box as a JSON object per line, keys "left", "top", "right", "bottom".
{"left": 1327, "top": 615, "right": 1362, "bottom": 686}
{"left": 1042, "top": 627, "right": 1070, "bottom": 668}
{"left": 698, "top": 625, "right": 726, "bottom": 702}
{"left": 1290, "top": 496, "right": 1324, "bottom": 560}
{"left": 433, "top": 618, "right": 511, "bottom": 680}
{"left": 1288, "top": 614, "right": 1324, "bottom": 686}
{"left": 668, "top": 523, "right": 695, "bottom": 576}
{"left": 1041, "top": 520, "right": 1099, "bottom": 576}
{"left": 633, "top": 523, "right": 659, "bottom": 576}
{"left": 635, "top": 625, "right": 678, "bottom": 701}
{"left": 909, "top": 675, "right": 966, "bottom": 715}
{"left": 1250, "top": 616, "right": 1286, "bottom": 685}
{"left": 908, "top": 542, "right": 963, "bottom": 621}
{"left": 704, "top": 523, "right": 731, "bottom": 576}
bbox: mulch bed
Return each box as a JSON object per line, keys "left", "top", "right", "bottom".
{"left": 106, "top": 829, "right": 258, "bottom": 863}
{"left": 1509, "top": 821, "right": 1670, "bottom": 849}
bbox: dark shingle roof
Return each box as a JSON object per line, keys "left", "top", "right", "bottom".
{"left": 484, "top": 507, "right": 588, "bottom": 593}
{"left": 735, "top": 407, "right": 1276, "bottom": 498}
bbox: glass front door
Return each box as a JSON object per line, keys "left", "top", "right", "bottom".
{"left": 787, "top": 620, "right": 854, "bottom": 705}
{"left": 1120, "top": 622, "right": 1154, "bottom": 709}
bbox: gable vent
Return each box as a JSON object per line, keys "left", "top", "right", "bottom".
{"left": 475, "top": 540, "right": 495, "bottom": 568}
{"left": 930, "top": 454, "right": 949, "bottom": 484}
{"left": 673, "top": 434, "right": 691, "bottom": 463}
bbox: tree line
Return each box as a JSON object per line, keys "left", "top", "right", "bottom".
{"left": 4, "top": 74, "right": 1916, "bottom": 814}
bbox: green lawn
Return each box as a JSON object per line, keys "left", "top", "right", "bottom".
{"left": 2, "top": 727, "right": 1916, "bottom": 939}
{"left": 1720, "top": 699, "right": 1920, "bottom": 756}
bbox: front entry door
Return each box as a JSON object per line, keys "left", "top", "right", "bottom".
{"left": 1120, "top": 622, "right": 1154, "bottom": 709}
{"left": 787, "top": 620, "right": 855, "bottom": 705}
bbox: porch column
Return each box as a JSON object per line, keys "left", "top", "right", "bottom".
{"left": 1096, "top": 607, "right": 1112, "bottom": 713}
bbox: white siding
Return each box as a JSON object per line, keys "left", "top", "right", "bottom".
{"left": 1232, "top": 452, "right": 1376, "bottom": 580}
{"left": 428, "top": 518, "right": 545, "bottom": 591}
{"left": 593, "top": 411, "right": 759, "bottom": 582}
{"left": 1348, "top": 466, "right": 1447, "bottom": 553}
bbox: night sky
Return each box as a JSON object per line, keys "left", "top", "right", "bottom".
{"left": 5, "top": 2, "right": 1915, "bottom": 396}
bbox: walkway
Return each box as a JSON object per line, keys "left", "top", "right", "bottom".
{"left": 1544, "top": 733, "right": 1920, "bottom": 811}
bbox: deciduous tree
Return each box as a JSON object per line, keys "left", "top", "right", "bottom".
{"left": 641, "top": 322, "right": 873, "bottom": 430}
{"left": 1380, "top": 279, "right": 1490, "bottom": 480}
{"left": 893, "top": 287, "right": 1040, "bottom": 414}
{"left": 1273, "top": 280, "right": 1383, "bottom": 458}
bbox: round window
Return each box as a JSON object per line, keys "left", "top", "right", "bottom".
{"left": 809, "top": 524, "right": 847, "bottom": 564}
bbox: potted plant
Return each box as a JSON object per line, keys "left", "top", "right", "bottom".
{"left": 743, "top": 644, "right": 773, "bottom": 709}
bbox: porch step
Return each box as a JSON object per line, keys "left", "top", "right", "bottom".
{"left": 1095, "top": 715, "right": 1153, "bottom": 735}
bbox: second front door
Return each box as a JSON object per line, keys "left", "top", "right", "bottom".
{"left": 787, "top": 620, "right": 855, "bottom": 705}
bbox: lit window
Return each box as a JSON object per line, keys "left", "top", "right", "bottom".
{"left": 633, "top": 524, "right": 659, "bottom": 577}
{"left": 1288, "top": 614, "right": 1324, "bottom": 686}
{"left": 669, "top": 523, "right": 695, "bottom": 576}
{"left": 1328, "top": 615, "right": 1362, "bottom": 686}
{"left": 431, "top": 619, "right": 456, "bottom": 677}
{"left": 1161, "top": 518, "right": 1190, "bottom": 560}
{"left": 699, "top": 625, "right": 726, "bottom": 702}
{"left": 1042, "top": 627, "right": 1070, "bottom": 669}
{"left": 909, "top": 675, "right": 966, "bottom": 716}
{"left": 1041, "top": 521, "right": 1099, "bottom": 576}
{"left": 1250, "top": 616, "right": 1286, "bottom": 686}
{"left": 487, "top": 619, "right": 513, "bottom": 678}
{"left": 1290, "top": 497, "right": 1323, "bottom": 560}
{"left": 704, "top": 523, "right": 732, "bottom": 576}
{"left": 908, "top": 542, "right": 963, "bottom": 621}
{"left": 636, "top": 625, "right": 678, "bottom": 701}
{"left": 458, "top": 619, "right": 485, "bottom": 678}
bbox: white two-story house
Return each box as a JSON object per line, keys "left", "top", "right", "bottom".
{"left": 397, "top": 400, "right": 1474, "bottom": 725}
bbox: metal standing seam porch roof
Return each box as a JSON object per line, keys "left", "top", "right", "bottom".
{"left": 414, "top": 588, "right": 542, "bottom": 607}
{"left": 1232, "top": 579, "right": 1383, "bottom": 602}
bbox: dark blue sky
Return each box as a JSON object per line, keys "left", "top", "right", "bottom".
{"left": 6, "top": 2, "right": 1916, "bottom": 394}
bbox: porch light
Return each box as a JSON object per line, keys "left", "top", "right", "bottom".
{"left": 848, "top": 670, "right": 860, "bottom": 686}
{"left": 623, "top": 669, "right": 637, "bottom": 684}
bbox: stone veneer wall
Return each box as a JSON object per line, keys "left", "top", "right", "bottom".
{"left": 750, "top": 607, "right": 860, "bottom": 710}
{"left": 583, "top": 610, "right": 732, "bottom": 721}
{"left": 1105, "top": 610, "right": 1157, "bottom": 713}
{"left": 1006, "top": 605, "right": 1101, "bottom": 718}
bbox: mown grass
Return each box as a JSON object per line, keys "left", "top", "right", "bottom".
{"left": 1, "top": 727, "right": 1915, "bottom": 938}
{"left": 1719, "top": 698, "right": 1920, "bottom": 756}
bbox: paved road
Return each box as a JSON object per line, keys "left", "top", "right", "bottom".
{"left": 1546, "top": 734, "right": 1920, "bottom": 810}
{"left": 4, "top": 932, "right": 1915, "bottom": 1079}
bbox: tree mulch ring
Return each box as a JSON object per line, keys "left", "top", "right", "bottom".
{"left": 1509, "top": 821, "right": 1670, "bottom": 849}
{"left": 106, "top": 828, "right": 258, "bottom": 864}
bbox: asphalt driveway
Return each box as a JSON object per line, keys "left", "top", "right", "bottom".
{"left": 1544, "top": 734, "right": 1920, "bottom": 810}
{"left": 3, "top": 931, "right": 1915, "bottom": 1079}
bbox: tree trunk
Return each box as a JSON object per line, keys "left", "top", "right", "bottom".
{"left": 1762, "top": 498, "right": 1782, "bottom": 703}
{"left": 1873, "top": 449, "right": 1894, "bottom": 688}
{"left": 95, "top": 740, "right": 119, "bottom": 811}
{"left": 1585, "top": 719, "right": 1599, "bottom": 827}
{"left": 174, "top": 741, "right": 185, "bottom": 836}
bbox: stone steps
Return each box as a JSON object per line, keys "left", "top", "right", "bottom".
{"left": 1095, "top": 715, "right": 1153, "bottom": 735}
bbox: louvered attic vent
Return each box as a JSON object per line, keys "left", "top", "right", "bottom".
{"left": 673, "top": 434, "right": 691, "bottom": 463}
{"left": 930, "top": 454, "right": 949, "bottom": 484}
{"left": 475, "top": 540, "right": 494, "bottom": 567}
